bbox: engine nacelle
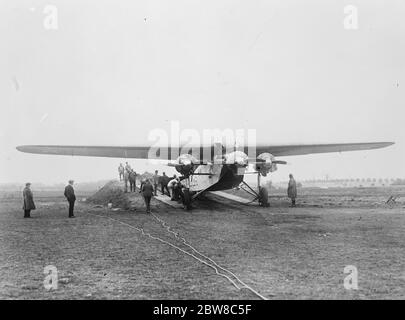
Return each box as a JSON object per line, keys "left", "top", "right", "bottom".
{"left": 174, "top": 154, "right": 198, "bottom": 176}
{"left": 223, "top": 151, "right": 248, "bottom": 166}
{"left": 255, "top": 153, "right": 277, "bottom": 176}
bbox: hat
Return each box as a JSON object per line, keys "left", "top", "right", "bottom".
{"left": 25, "top": 182, "right": 31, "bottom": 187}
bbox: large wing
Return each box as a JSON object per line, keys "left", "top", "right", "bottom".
{"left": 16, "top": 141, "right": 394, "bottom": 159}
{"left": 257, "top": 142, "right": 394, "bottom": 157}
{"left": 16, "top": 145, "right": 151, "bottom": 159}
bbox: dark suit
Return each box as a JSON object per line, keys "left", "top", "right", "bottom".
{"left": 153, "top": 174, "right": 159, "bottom": 196}
{"left": 23, "top": 187, "right": 35, "bottom": 218}
{"left": 160, "top": 175, "right": 170, "bottom": 196}
{"left": 64, "top": 185, "right": 76, "bottom": 217}
{"left": 141, "top": 182, "right": 154, "bottom": 213}
{"left": 287, "top": 178, "right": 297, "bottom": 207}
{"left": 129, "top": 171, "right": 137, "bottom": 192}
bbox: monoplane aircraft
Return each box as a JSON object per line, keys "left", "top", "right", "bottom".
{"left": 17, "top": 141, "right": 394, "bottom": 208}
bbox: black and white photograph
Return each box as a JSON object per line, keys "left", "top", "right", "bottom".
{"left": 0, "top": 0, "right": 404, "bottom": 306}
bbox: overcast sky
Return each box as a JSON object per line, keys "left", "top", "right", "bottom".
{"left": 0, "top": 0, "right": 404, "bottom": 184}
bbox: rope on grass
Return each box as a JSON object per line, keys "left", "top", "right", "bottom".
{"left": 86, "top": 211, "right": 268, "bottom": 300}
{"left": 151, "top": 212, "right": 268, "bottom": 300}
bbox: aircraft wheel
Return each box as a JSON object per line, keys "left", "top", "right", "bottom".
{"left": 259, "top": 187, "right": 270, "bottom": 207}
{"left": 183, "top": 189, "right": 192, "bottom": 211}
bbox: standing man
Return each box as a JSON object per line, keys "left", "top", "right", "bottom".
{"left": 129, "top": 170, "right": 137, "bottom": 192}
{"left": 153, "top": 170, "right": 160, "bottom": 196}
{"left": 141, "top": 179, "right": 154, "bottom": 213}
{"left": 171, "top": 178, "right": 182, "bottom": 201}
{"left": 160, "top": 172, "right": 170, "bottom": 196}
{"left": 177, "top": 179, "right": 185, "bottom": 204}
{"left": 123, "top": 170, "right": 130, "bottom": 193}
{"left": 118, "top": 163, "right": 124, "bottom": 181}
{"left": 23, "top": 182, "right": 35, "bottom": 218}
{"left": 125, "top": 162, "right": 132, "bottom": 174}
{"left": 139, "top": 178, "right": 145, "bottom": 193}
{"left": 64, "top": 180, "right": 76, "bottom": 218}
{"left": 287, "top": 174, "right": 297, "bottom": 207}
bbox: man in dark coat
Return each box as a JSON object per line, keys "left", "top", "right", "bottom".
{"left": 129, "top": 170, "right": 137, "bottom": 192}
{"left": 177, "top": 180, "right": 185, "bottom": 204}
{"left": 287, "top": 174, "right": 297, "bottom": 207}
{"left": 64, "top": 180, "right": 76, "bottom": 218}
{"left": 141, "top": 179, "right": 154, "bottom": 213}
{"left": 23, "top": 182, "right": 35, "bottom": 218}
{"left": 152, "top": 170, "right": 160, "bottom": 196}
{"left": 139, "top": 178, "right": 145, "bottom": 193}
{"left": 123, "top": 170, "right": 130, "bottom": 193}
{"left": 160, "top": 172, "right": 170, "bottom": 196}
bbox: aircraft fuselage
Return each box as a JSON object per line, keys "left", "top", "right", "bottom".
{"left": 189, "top": 164, "right": 245, "bottom": 192}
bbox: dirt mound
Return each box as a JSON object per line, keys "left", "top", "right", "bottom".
{"left": 87, "top": 180, "right": 131, "bottom": 209}
{"left": 139, "top": 171, "right": 154, "bottom": 182}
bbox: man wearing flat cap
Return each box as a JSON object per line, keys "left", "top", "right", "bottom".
{"left": 23, "top": 182, "right": 35, "bottom": 218}
{"left": 64, "top": 180, "right": 76, "bottom": 218}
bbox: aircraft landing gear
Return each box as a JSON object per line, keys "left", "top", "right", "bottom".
{"left": 258, "top": 186, "right": 269, "bottom": 207}
{"left": 239, "top": 172, "right": 270, "bottom": 207}
{"left": 182, "top": 188, "right": 192, "bottom": 211}
{"left": 257, "top": 172, "right": 269, "bottom": 207}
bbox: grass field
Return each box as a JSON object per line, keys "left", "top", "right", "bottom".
{"left": 0, "top": 185, "right": 404, "bottom": 299}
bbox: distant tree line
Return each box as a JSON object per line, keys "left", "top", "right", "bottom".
{"left": 391, "top": 178, "right": 405, "bottom": 185}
